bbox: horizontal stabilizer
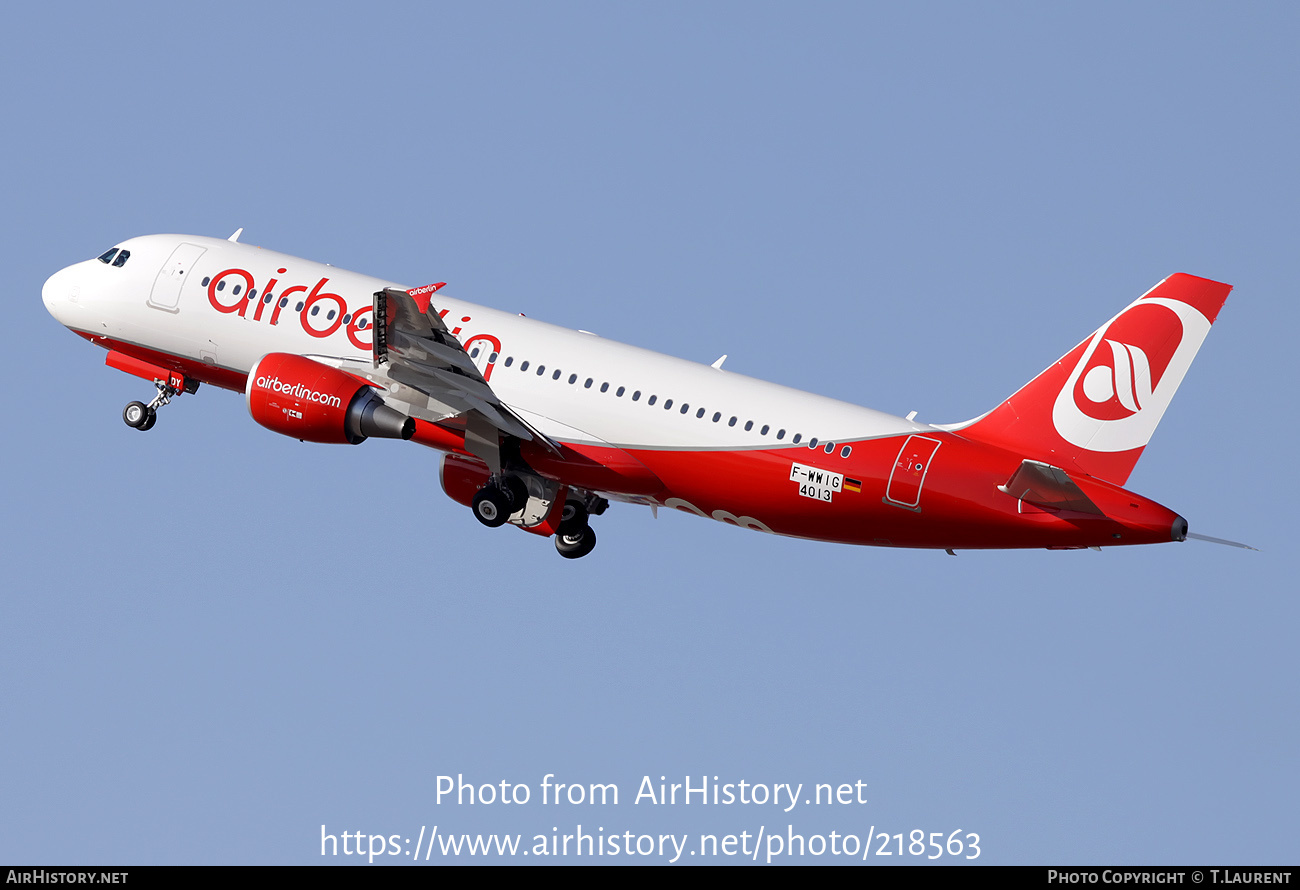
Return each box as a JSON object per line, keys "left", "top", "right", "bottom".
{"left": 999, "top": 460, "right": 1103, "bottom": 515}
{"left": 1186, "top": 532, "right": 1259, "bottom": 551}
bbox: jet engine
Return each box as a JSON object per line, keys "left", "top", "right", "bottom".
{"left": 246, "top": 353, "right": 414, "bottom": 444}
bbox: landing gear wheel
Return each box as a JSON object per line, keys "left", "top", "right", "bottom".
{"left": 501, "top": 475, "right": 529, "bottom": 511}
{"left": 555, "top": 525, "right": 597, "bottom": 559}
{"left": 557, "top": 499, "right": 589, "bottom": 536}
{"left": 123, "top": 401, "right": 150, "bottom": 429}
{"left": 471, "top": 486, "right": 512, "bottom": 528}
{"left": 139, "top": 410, "right": 157, "bottom": 431}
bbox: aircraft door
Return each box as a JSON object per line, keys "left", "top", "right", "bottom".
{"left": 884, "top": 435, "right": 941, "bottom": 510}
{"left": 148, "top": 243, "right": 207, "bottom": 312}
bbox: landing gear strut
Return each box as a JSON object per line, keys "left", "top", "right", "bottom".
{"left": 122, "top": 379, "right": 185, "bottom": 431}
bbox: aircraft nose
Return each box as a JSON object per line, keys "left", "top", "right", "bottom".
{"left": 42, "top": 265, "right": 80, "bottom": 324}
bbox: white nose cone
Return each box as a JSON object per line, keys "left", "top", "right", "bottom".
{"left": 42, "top": 265, "right": 79, "bottom": 325}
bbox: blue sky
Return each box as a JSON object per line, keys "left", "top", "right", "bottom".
{"left": 2, "top": 2, "right": 1294, "bottom": 864}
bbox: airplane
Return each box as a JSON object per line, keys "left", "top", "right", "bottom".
{"left": 42, "top": 230, "right": 1247, "bottom": 559}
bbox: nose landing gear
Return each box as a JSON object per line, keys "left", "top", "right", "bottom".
{"left": 122, "top": 379, "right": 191, "bottom": 431}
{"left": 122, "top": 400, "right": 156, "bottom": 431}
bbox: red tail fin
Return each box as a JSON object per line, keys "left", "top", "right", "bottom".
{"left": 954, "top": 273, "right": 1232, "bottom": 485}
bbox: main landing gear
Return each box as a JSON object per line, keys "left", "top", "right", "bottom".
{"left": 469, "top": 476, "right": 604, "bottom": 560}
{"left": 553, "top": 497, "right": 598, "bottom": 560}
{"left": 554, "top": 524, "right": 596, "bottom": 560}
{"left": 122, "top": 379, "right": 190, "bottom": 432}
{"left": 471, "top": 475, "right": 530, "bottom": 528}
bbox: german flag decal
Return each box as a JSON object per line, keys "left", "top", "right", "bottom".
{"left": 844, "top": 477, "right": 862, "bottom": 494}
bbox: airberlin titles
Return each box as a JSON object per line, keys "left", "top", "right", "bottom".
{"left": 205, "top": 266, "right": 479, "bottom": 352}
{"left": 252, "top": 374, "right": 344, "bottom": 409}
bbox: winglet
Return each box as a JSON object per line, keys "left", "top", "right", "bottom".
{"left": 406, "top": 282, "right": 447, "bottom": 315}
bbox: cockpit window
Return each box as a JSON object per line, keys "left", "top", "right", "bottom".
{"left": 111, "top": 249, "right": 130, "bottom": 267}
{"left": 97, "top": 248, "right": 118, "bottom": 264}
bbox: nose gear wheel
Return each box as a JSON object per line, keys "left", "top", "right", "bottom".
{"left": 121, "top": 379, "right": 184, "bottom": 431}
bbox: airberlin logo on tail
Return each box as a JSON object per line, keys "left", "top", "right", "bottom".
{"left": 1077, "top": 338, "right": 1157, "bottom": 421}
{"left": 1052, "top": 297, "right": 1212, "bottom": 453}
{"left": 255, "top": 375, "right": 344, "bottom": 409}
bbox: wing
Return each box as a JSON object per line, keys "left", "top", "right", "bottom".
{"left": 373, "top": 285, "right": 562, "bottom": 467}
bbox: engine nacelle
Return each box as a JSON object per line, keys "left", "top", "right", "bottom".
{"left": 246, "top": 353, "right": 414, "bottom": 444}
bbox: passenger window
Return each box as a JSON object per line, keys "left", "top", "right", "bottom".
{"left": 632, "top": 391, "right": 641, "bottom": 401}
{"left": 520, "top": 361, "right": 530, "bottom": 371}
{"left": 648, "top": 395, "right": 657, "bottom": 405}
{"left": 569, "top": 374, "right": 577, "bottom": 384}
{"left": 728, "top": 417, "right": 737, "bottom": 427}
{"left": 824, "top": 442, "right": 835, "bottom": 454}
{"left": 809, "top": 438, "right": 819, "bottom": 448}
{"left": 696, "top": 408, "right": 705, "bottom": 419}
{"left": 584, "top": 378, "right": 593, "bottom": 388}
{"left": 97, "top": 248, "right": 118, "bottom": 264}
{"left": 664, "top": 399, "right": 673, "bottom": 410}
{"left": 761, "top": 425, "right": 770, "bottom": 435}
{"left": 553, "top": 369, "right": 562, "bottom": 380}
{"left": 841, "top": 446, "right": 852, "bottom": 458}
{"left": 744, "top": 421, "right": 754, "bottom": 431}
{"left": 616, "top": 386, "right": 625, "bottom": 397}
{"left": 600, "top": 383, "right": 609, "bottom": 393}
{"left": 792, "top": 433, "right": 802, "bottom": 444}
{"left": 112, "top": 250, "right": 130, "bottom": 267}
{"left": 712, "top": 412, "right": 721, "bottom": 422}
{"left": 504, "top": 357, "right": 514, "bottom": 367}
{"left": 776, "top": 429, "right": 785, "bottom": 439}
{"left": 680, "top": 403, "right": 689, "bottom": 414}
{"left": 536, "top": 365, "right": 546, "bottom": 375}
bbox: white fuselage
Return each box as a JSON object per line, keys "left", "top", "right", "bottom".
{"left": 44, "top": 234, "right": 923, "bottom": 452}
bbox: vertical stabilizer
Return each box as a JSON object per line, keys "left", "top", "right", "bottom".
{"left": 953, "top": 273, "right": 1231, "bottom": 485}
